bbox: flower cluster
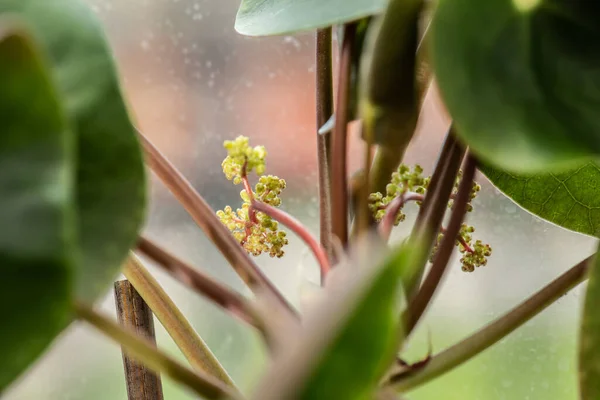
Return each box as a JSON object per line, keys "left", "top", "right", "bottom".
{"left": 371, "top": 163, "right": 492, "bottom": 272}
{"left": 368, "top": 164, "right": 427, "bottom": 225}
{"left": 217, "top": 137, "right": 288, "bottom": 257}
{"left": 221, "top": 136, "right": 267, "bottom": 184}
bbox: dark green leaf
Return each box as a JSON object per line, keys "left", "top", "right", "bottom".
{"left": 481, "top": 161, "right": 600, "bottom": 237}
{"left": 235, "top": 0, "right": 387, "bottom": 36}
{"left": 432, "top": 0, "right": 600, "bottom": 173}
{"left": 1, "top": 0, "right": 147, "bottom": 302}
{"left": 579, "top": 251, "right": 600, "bottom": 399}
{"left": 252, "top": 236, "right": 419, "bottom": 400}
{"left": 0, "top": 25, "right": 73, "bottom": 392}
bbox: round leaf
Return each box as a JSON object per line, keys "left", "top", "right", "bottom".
{"left": 0, "top": 26, "right": 73, "bottom": 393}
{"left": 432, "top": 0, "right": 600, "bottom": 173}
{"left": 235, "top": 0, "right": 387, "bottom": 36}
{"left": 1, "top": 0, "right": 147, "bottom": 302}
{"left": 481, "top": 161, "right": 600, "bottom": 237}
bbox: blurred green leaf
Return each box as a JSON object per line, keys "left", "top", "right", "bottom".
{"left": 0, "top": 0, "right": 147, "bottom": 302}
{"left": 579, "top": 251, "right": 600, "bottom": 399}
{"left": 432, "top": 0, "right": 600, "bottom": 173}
{"left": 0, "top": 25, "right": 73, "bottom": 393}
{"left": 252, "top": 236, "right": 418, "bottom": 400}
{"left": 481, "top": 161, "right": 600, "bottom": 237}
{"left": 235, "top": 0, "right": 387, "bottom": 36}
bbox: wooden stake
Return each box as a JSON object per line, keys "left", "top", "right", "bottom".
{"left": 115, "top": 280, "right": 164, "bottom": 400}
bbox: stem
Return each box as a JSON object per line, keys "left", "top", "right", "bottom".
{"left": 330, "top": 23, "right": 356, "bottom": 249}
{"left": 379, "top": 192, "right": 425, "bottom": 241}
{"left": 404, "top": 128, "right": 465, "bottom": 298}
{"left": 251, "top": 200, "right": 330, "bottom": 285}
{"left": 136, "top": 236, "right": 265, "bottom": 331}
{"left": 114, "top": 280, "right": 164, "bottom": 400}
{"left": 123, "top": 254, "right": 237, "bottom": 388}
{"left": 389, "top": 255, "right": 592, "bottom": 392}
{"left": 137, "top": 131, "right": 295, "bottom": 316}
{"left": 74, "top": 302, "right": 241, "bottom": 400}
{"left": 316, "top": 27, "right": 334, "bottom": 260}
{"left": 405, "top": 154, "right": 477, "bottom": 335}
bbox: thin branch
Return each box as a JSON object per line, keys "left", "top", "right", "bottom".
{"left": 379, "top": 192, "right": 425, "bottom": 241}
{"left": 404, "top": 128, "right": 465, "bottom": 298}
{"left": 136, "top": 236, "right": 265, "bottom": 331}
{"left": 404, "top": 153, "right": 477, "bottom": 335}
{"left": 388, "top": 255, "right": 592, "bottom": 392}
{"left": 123, "top": 254, "right": 238, "bottom": 388}
{"left": 330, "top": 23, "right": 356, "bottom": 249}
{"left": 316, "top": 27, "right": 334, "bottom": 260}
{"left": 74, "top": 302, "right": 241, "bottom": 400}
{"left": 251, "top": 200, "right": 330, "bottom": 284}
{"left": 137, "top": 131, "right": 295, "bottom": 316}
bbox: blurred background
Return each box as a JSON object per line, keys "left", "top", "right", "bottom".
{"left": 4, "top": 0, "right": 597, "bottom": 399}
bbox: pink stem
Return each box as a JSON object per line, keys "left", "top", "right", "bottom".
{"left": 251, "top": 200, "right": 331, "bottom": 285}
{"left": 440, "top": 227, "right": 474, "bottom": 253}
{"left": 379, "top": 192, "right": 424, "bottom": 240}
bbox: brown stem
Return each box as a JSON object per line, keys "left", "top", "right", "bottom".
{"left": 114, "top": 280, "right": 164, "bottom": 400}
{"left": 136, "top": 236, "right": 266, "bottom": 331}
{"left": 316, "top": 27, "right": 334, "bottom": 260}
{"left": 251, "top": 200, "right": 330, "bottom": 285}
{"left": 405, "top": 154, "right": 477, "bottom": 335}
{"left": 379, "top": 192, "right": 425, "bottom": 240}
{"left": 389, "top": 255, "right": 592, "bottom": 392}
{"left": 404, "top": 128, "right": 465, "bottom": 298}
{"left": 137, "top": 131, "right": 295, "bottom": 316}
{"left": 330, "top": 23, "right": 356, "bottom": 249}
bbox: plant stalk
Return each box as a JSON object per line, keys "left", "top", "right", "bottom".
{"left": 74, "top": 302, "right": 241, "bottom": 400}
{"left": 405, "top": 153, "right": 477, "bottom": 334}
{"left": 136, "top": 236, "right": 265, "bottom": 331}
{"left": 251, "top": 200, "right": 330, "bottom": 284}
{"left": 137, "top": 131, "right": 295, "bottom": 316}
{"left": 114, "top": 279, "right": 164, "bottom": 400}
{"left": 330, "top": 23, "right": 356, "bottom": 249}
{"left": 389, "top": 255, "right": 592, "bottom": 392}
{"left": 316, "top": 27, "right": 334, "bottom": 260}
{"left": 123, "top": 254, "right": 237, "bottom": 388}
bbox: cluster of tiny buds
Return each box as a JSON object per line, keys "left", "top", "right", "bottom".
{"left": 217, "top": 136, "right": 289, "bottom": 258}
{"left": 430, "top": 224, "right": 492, "bottom": 272}
{"left": 370, "top": 163, "right": 492, "bottom": 272}
{"left": 368, "top": 164, "right": 428, "bottom": 225}
{"left": 221, "top": 136, "right": 266, "bottom": 184}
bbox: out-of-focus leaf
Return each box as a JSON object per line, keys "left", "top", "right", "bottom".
{"left": 235, "top": 0, "right": 387, "bottom": 36}
{"left": 252, "top": 235, "right": 420, "bottom": 400}
{"left": 432, "top": 0, "right": 600, "bottom": 173}
{"left": 0, "top": 24, "right": 73, "bottom": 393}
{"left": 579, "top": 250, "right": 600, "bottom": 399}
{"left": 481, "top": 161, "right": 600, "bottom": 237}
{"left": 0, "top": 0, "right": 147, "bottom": 302}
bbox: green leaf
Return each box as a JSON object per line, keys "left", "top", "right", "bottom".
{"left": 235, "top": 0, "right": 387, "bottom": 36}
{"left": 252, "top": 236, "right": 418, "bottom": 400}
{"left": 579, "top": 251, "right": 600, "bottom": 399}
{"left": 0, "top": 24, "right": 73, "bottom": 392}
{"left": 431, "top": 0, "right": 600, "bottom": 173}
{"left": 480, "top": 161, "right": 600, "bottom": 237}
{"left": 0, "top": 0, "right": 147, "bottom": 302}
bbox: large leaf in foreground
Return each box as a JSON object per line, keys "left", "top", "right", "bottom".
{"left": 235, "top": 0, "right": 387, "bottom": 36}
{"left": 0, "top": 0, "right": 147, "bottom": 302}
{"left": 481, "top": 161, "right": 600, "bottom": 237}
{"left": 579, "top": 251, "right": 600, "bottom": 399}
{"left": 432, "top": 0, "right": 600, "bottom": 173}
{"left": 252, "top": 237, "right": 417, "bottom": 400}
{"left": 0, "top": 26, "right": 73, "bottom": 393}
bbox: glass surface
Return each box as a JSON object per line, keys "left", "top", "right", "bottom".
{"left": 4, "top": 1, "right": 595, "bottom": 399}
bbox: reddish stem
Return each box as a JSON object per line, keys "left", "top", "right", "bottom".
{"left": 251, "top": 200, "right": 331, "bottom": 285}
{"left": 241, "top": 161, "right": 258, "bottom": 224}
{"left": 439, "top": 227, "right": 474, "bottom": 253}
{"left": 379, "top": 192, "right": 425, "bottom": 240}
